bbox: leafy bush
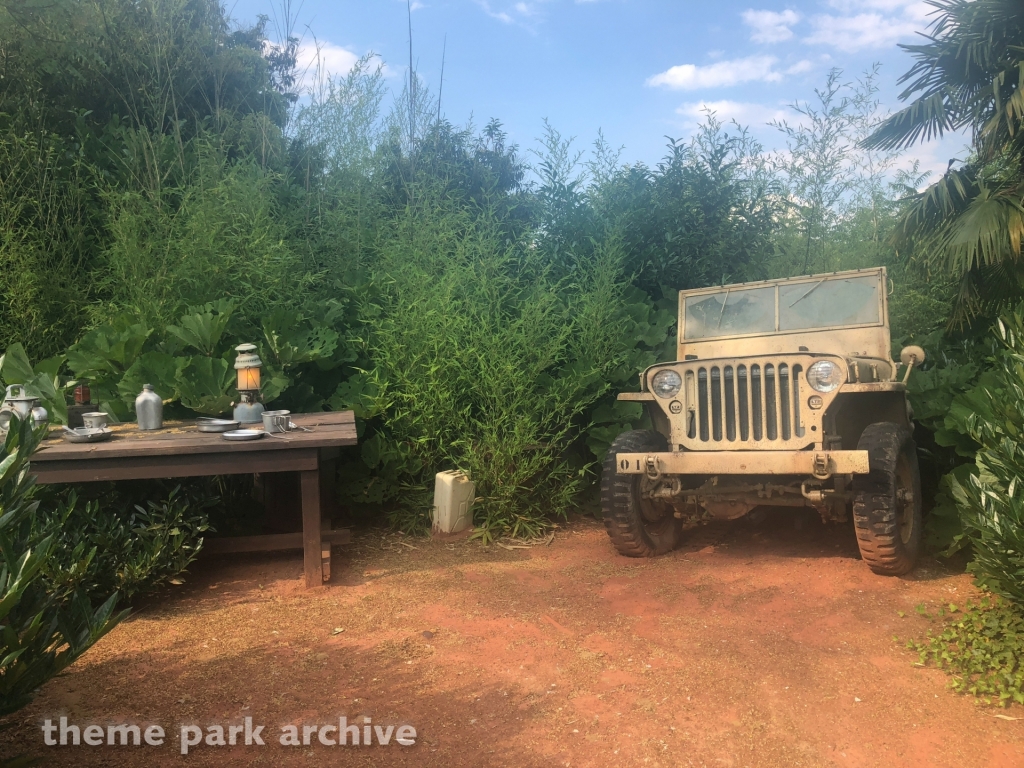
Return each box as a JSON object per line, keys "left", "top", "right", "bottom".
{"left": 0, "top": 417, "right": 125, "bottom": 718}
{"left": 99, "top": 154, "right": 312, "bottom": 330}
{"left": 898, "top": 326, "right": 999, "bottom": 554}
{"left": 60, "top": 298, "right": 351, "bottom": 421}
{"left": 335, "top": 205, "right": 667, "bottom": 538}
{"left": 34, "top": 485, "right": 214, "bottom": 603}
{"left": 907, "top": 596, "right": 1024, "bottom": 707}
{"left": 944, "top": 309, "right": 1024, "bottom": 601}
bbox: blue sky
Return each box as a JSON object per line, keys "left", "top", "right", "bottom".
{"left": 225, "top": 0, "right": 967, "bottom": 177}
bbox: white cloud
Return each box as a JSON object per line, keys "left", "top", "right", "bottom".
{"left": 786, "top": 59, "right": 813, "bottom": 75}
{"left": 804, "top": 12, "right": 920, "bottom": 51}
{"left": 827, "top": 0, "right": 928, "bottom": 16}
{"left": 647, "top": 55, "right": 784, "bottom": 90}
{"left": 291, "top": 42, "right": 361, "bottom": 88}
{"left": 805, "top": 0, "right": 931, "bottom": 52}
{"left": 476, "top": 0, "right": 547, "bottom": 27}
{"left": 477, "top": 1, "right": 516, "bottom": 23}
{"left": 677, "top": 99, "right": 790, "bottom": 126}
{"left": 742, "top": 9, "right": 801, "bottom": 44}
{"left": 475, "top": 0, "right": 605, "bottom": 29}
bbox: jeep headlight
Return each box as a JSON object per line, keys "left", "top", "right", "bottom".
{"left": 651, "top": 369, "right": 682, "bottom": 398}
{"left": 806, "top": 360, "right": 843, "bottom": 393}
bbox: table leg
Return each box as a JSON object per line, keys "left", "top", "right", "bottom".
{"left": 318, "top": 450, "right": 339, "bottom": 583}
{"left": 300, "top": 469, "right": 323, "bottom": 587}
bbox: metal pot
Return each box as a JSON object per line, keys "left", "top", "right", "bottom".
{"left": 4, "top": 384, "right": 39, "bottom": 421}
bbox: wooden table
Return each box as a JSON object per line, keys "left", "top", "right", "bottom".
{"left": 30, "top": 411, "right": 357, "bottom": 588}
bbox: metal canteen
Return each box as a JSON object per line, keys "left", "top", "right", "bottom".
{"left": 135, "top": 384, "right": 163, "bottom": 430}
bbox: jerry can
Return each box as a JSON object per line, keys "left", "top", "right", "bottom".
{"left": 432, "top": 470, "right": 475, "bottom": 534}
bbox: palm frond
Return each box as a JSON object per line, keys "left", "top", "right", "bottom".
{"left": 861, "top": 0, "right": 1024, "bottom": 152}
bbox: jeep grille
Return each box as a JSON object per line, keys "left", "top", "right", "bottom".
{"left": 680, "top": 359, "right": 812, "bottom": 449}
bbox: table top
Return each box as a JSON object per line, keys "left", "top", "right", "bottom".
{"left": 32, "top": 411, "right": 357, "bottom": 462}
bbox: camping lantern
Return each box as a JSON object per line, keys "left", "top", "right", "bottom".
{"left": 232, "top": 343, "right": 265, "bottom": 424}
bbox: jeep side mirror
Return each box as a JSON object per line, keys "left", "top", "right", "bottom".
{"left": 899, "top": 345, "right": 926, "bottom": 383}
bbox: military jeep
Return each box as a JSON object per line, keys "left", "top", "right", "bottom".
{"left": 602, "top": 267, "right": 926, "bottom": 575}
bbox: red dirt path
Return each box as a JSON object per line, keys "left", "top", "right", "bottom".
{"left": 4, "top": 511, "right": 1023, "bottom": 767}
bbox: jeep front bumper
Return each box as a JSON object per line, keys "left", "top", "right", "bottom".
{"left": 615, "top": 450, "right": 870, "bottom": 478}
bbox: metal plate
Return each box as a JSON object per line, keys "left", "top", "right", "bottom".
{"left": 63, "top": 427, "right": 114, "bottom": 443}
{"left": 221, "top": 429, "right": 265, "bottom": 441}
{"left": 197, "top": 419, "right": 241, "bottom": 433}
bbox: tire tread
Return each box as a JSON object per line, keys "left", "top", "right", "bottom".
{"left": 601, "top": 430, "right": 679, "bottom": 557}
{"left": 852, "top": 422, "right": 921, "bottom": 576}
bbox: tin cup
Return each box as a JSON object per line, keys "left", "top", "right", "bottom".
{"left": 82, "top": 412, "right": 109, "bottom": 430}
{"left": 262, "top": 410, "right": 291, "bottom": 434}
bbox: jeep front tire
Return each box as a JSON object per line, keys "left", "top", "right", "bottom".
{"left": 601, "top": 430, "right": 682, "bottom": 557}
{"left": 852, "top": 422, "right": 922, "bottom": 575}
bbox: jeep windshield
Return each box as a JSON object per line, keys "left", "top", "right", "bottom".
{"left": 683, "top": 273, "right": 881, "bottom": 341}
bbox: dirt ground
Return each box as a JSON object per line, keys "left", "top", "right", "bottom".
{"left": 4, "top": 510, "right": 1024, "bottom": 768}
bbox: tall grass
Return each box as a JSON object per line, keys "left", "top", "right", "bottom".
{"left": 345, "top": 201, "right": 640, "bottom": 537}
{"left": 97, "top": 142, "right": 316, "bottom": 330}
{"left": 0, "top": 128, "right": 100, "bottom": 357}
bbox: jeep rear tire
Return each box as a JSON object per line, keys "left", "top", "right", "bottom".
{"left": 852, "top": 422, "right": 922, "bottom": 575}
{"left": 601, "top": 430, "right": 682, "bottom": 557}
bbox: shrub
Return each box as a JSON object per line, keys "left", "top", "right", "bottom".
{"left": 947, "top": 308, "right": 1024, "bottom": 602}
{"left": 0, "top": 417, "right": 125, "bottom": 719}
{"left": 34, "top": 484, "right": 214, "bottom": 603}
{"left": 1, "top": 420, "right": 216, "bottom": 722}
{"left": 335, "top": 204, "right": 665, "bottom": 538}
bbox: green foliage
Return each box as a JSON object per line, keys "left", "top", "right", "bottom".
{"left": 0, "top": 128, "right": 99, "bottom": 358}
{"left": 0, "top": 416, "right": 126, "bottom": 718}
{"left": 0, "top": 344, "right": 70, "bottom": 425}
{"left": 166, "top": 300, "right": 236, "bottom": 357}
{"left": 66, "top": 317, "right": 152, "bottom": 420}
{"left": 907, "top": 596, "right": 1024, "bottom": 706}
{"left": 66, "top": 319, "right": 151, "bottom": 381}
{"left": 58, "top": 297, "right": 352, "bottom": 419}
{"left": 174, "top": 356, "right": 235, "bottom": 417}
{"left": 99, "top": 155, "right": 312, "bottom": 329}
{"left": 34, "top": 486, "right": 213, "bottom": 602}
{"left": 0, "top": 0, "right": 299, "bottom": 357}
{"left": 924, "top": 464, "right": 975, "bottom": 556}
{"left": 864, "top": 0, "right": 1024, "bottom": 324}
{"left": 942, "top": 308, "right": 1024, "bottom": 601}
{"left": 335, "top": 205, "right": 657, "bottom": 539}
{"left": 117, "top": 351, "right": 179, "bottom": 406}
{"left": 540, "top": 116, "right": 783, "bottom": 295}
{"left": 771, "top": 67, "right": 897, "bottom": 276}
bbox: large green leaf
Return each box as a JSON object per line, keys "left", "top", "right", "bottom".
{"left": 257, "top": 367, "right": 291, "bottom": 404}
{"left": 0, "top": 344, "right": 35, "bottom": 385}
{"left": 175, "top": 356, "right": 234, "bottom": 416}
{"left": 67, "top": 321, "right": 152, "bottom": 380}
{"left": 262, "top": 310, "right": 340, "bottom": 368}
{"left": 117, "top": 352, "right": 180, "bottom": 410}
{"left": 165, "top": 300, "right": 235, "bottom": 357}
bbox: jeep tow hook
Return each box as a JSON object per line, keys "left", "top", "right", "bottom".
{"left": 644, "top": 455, "right": 661, "bottom": 479}
{"left": 811, "top": 453, "right": 833, "bottom": 480}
